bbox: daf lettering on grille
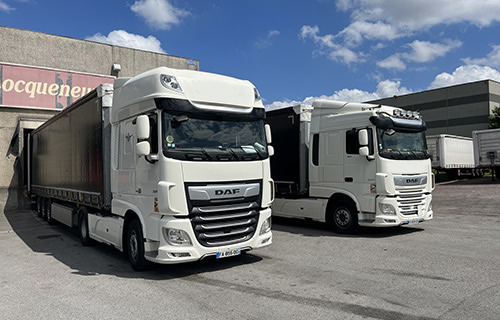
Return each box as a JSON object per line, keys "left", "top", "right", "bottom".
{"left": 215, "top": 189, "right": 240, "bottom": 196}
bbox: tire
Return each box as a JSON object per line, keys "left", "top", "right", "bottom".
{"left": 45, "top": 198, "right": 54, "bottom": 225}
{"left": 126, "top": 219, "right": 149, "bottom": 271}
{"left": 78, "top": 207, "right": 94, "bottom": 246}
{"left": 41, "top": 198, "right": 48, "bottom": 221}
{"left": 328, "top": 200, "right": 359, "bottom": 234}
{"left": 36, "top": 197, "right": 43, "bottom": 218}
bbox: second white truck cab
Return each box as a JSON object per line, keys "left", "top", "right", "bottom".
{"left": 267, "top": 100, "right": 434, "bottom": 233}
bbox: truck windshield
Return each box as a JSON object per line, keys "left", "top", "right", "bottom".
{"left": 377, "top": 129, "right": 430, "bottom": 160}
{"left": 161, "top": 112, "right": 268, "bottom": 161}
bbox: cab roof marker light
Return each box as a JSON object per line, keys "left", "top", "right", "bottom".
{"left": 160, "top": 74, "right": 184, "bottom": 94}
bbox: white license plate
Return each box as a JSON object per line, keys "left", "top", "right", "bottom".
{"left": 216, "top": 249, "right": 241, "bottom": 259}
{"left": 405, "top": 218, "right": 421, "bottom": 224}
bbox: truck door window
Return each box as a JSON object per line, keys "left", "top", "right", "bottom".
{"left": 149, "top": 114, "right": 158, "bottom": 154}
{"left": 312, "top": 134, "right": 319, "bottom": 166}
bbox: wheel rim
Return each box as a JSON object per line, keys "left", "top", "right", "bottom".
{"left": 335, "top": 208, "right": 351, "bottom": 228}
{"left": 129, "top": 230, "right": 138, "bottom": 262}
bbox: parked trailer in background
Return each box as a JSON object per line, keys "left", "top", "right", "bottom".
{"left": 267, "top": 101, "right": 434, "bottom": 234}
{"left": 426, "top": 134, "right": 481, "bottom": 180}
{"left": 473, "top": 128, "right": 500, "bottom": 179}
{"left": 30, "top": 67, "right": 274, "bottom": 270}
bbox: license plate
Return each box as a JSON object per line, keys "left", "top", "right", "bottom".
{"left": 405, "top": 218, "right": 421, "bottom": 224}
{"left": 216, "top": 249, "right": 241, "bottom": 259}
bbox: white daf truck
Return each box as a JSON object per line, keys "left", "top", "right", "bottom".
{"left": 30, "top": 67, "right": 273, "bottom": 270}
{"left": 266, "top": 100, "right": 434, "bottom": 233}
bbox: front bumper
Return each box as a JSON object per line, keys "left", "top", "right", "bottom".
{"left": 144, "top": 208, "right": 272, "bottom": 264}
{"left": 358, "top": 194, "right": 433, "bottom": 227}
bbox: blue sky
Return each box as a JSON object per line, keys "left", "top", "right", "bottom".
{"left": 3, "top": 0, "right": 500, "bottom": 110}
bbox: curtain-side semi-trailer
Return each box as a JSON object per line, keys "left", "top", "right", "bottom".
{"left": 30, "top": 67, "right": 274, "bottom": 270}
{"left": 266, "top": 100, "right": 434, "bottom": 234}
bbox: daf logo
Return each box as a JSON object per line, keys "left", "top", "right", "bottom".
{"left": 406, "top": 178, "right": 418, "bottom": 184}
{"left": 215, "top": 189, "right": 240, "bottom": 196}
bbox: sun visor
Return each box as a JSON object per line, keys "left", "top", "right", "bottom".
{"left": 370, "top": 115, "right": 426, "bottom": 132}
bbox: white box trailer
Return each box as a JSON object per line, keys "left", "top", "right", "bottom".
{"left": 472, "top": 128, "right": 500, "bottom": 178}
{"left": 426, "top": 134, "right": 480, "bottom": 179}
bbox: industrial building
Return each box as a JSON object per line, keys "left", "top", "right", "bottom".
{"left": 0, "top": 26, "right": 198, "bottom": 212}
{"left": 368, "top": 80, "right": 499, "bottom": 137}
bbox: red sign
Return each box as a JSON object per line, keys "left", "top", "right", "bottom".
{"left": 0, "top": 63, "right": 114, "bottom": 110}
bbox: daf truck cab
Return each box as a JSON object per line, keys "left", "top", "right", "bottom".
{"left": 267, "top": 100, "right": 434, "bottom": 233}
{"left": 31, "top": 67, "right": 273, "bottom": 270}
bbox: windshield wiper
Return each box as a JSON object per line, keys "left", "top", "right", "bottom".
{"left": 218, "top": 146, "right": 240, "bottom": 160}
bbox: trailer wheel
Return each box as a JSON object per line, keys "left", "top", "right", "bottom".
{"left": 41, "top": 198, "right": 48, "bottom": 221}
{"left": 126, "top": 219, "right": 149, "bottom": 271}
{"left": 78, "top": 207, "right": 94, "bottom": 246}
{"left": 328, "top": 200, "right": 359, "bottom": 234}
{"left": 45, "top": 199, "right": 54, "bottom": 225}
{"left": 36, "top": 197, "right": 43, "bottom": 218}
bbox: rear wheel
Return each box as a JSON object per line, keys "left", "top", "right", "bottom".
{"left": 127, "top": 219, "right": 149, "bottom": 271}
{"left": 36, "top": 197, "right": 43, "bottom": 218}
{"left": 78, "top": 207, "right": 93, "bottom": 246}
{"left": 45, "top": 198, "right": 54, "bottom": 225}
{"left": 41, "top": 198, "right": 48, "bottom": 221}
{"left": 328, "top": 200, "right": 359, "bottom": 234}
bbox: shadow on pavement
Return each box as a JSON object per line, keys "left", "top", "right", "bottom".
{"left": 3, "top": 209, "right": 263, "bottom": 280}
{"left": 272, "top": 216, "right": 425, "bottom": 239}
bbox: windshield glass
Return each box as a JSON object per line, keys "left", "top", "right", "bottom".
{"left": 377, "top": 128, "right": 430, "bottom": 160}
{"left": 162, "top": 111, "right": 268, "bottom": 161}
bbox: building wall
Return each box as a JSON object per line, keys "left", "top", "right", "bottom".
{"left": 0, "top": 26, "right": 199, "bottom": 212}
{"left": 0, "top": 26, "right": 198, "bottom": 77}
{"left": 368, "top": 80, "right": 493, "bottom": 137}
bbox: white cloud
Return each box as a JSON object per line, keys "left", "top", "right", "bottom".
{"left": 338, "top": 0, "right": 500, "bottom": 32}
{"left": 463, "top": 45, "right": 500, "bottom": 68}
{"left": 377, "top": 55, "right": 406, "bottom": 70}
{"left": 265, "top": 79, "right": 412, "bottom": 110}
{"left": 404, "top": 40, "right": 462, "bottom": 63}
{"left": 429, "top": 65, "right": 500, "bottom": 89}
{"left": 302, "top": 0, "right": 500, "bottom": 66}
{"left": 0, "top": 1, "right": 14, "bottom": 12}
{"left": 86, "top": 30, "right": 166, "bottom": 53}
{"left": 299, "top": 25, "right": 365, "bottom": 65}
{"left": 131, "top": 0, "right": 190, "bottom": 30}
{"left": 255, "top": 30, "right": 280, "bottom": 48}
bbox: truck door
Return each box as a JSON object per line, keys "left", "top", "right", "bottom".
{"left": 134, "top": 114, "right": 159, "bottom": 196}
{"left": 118, "top": 120, "right": 136, "bottom": 194}
{"left": 344, "top": 128, "right": 376, "bottom": 213}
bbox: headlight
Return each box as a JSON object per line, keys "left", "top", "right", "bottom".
{"left": 379, "top": 203, "right": 396, "bottom": 215}
{"left": 160, "top": 74, "right": 183, "bottom": 93}
{"left": 163, "top": 228, "right": 192, "bottom": 246}
{"left": 259, "top": 217, "right": 271, "bottom": 235}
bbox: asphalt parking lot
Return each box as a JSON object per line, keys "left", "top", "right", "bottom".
{"left": 1, "top": 178, "right": 499, "bottom": 320}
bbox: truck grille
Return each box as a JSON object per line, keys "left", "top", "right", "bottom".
{"left": 395, "top": 188, "right": 426, "bottom": 216}
{"left": 186, "top": 181, "right": 262, "bottom": 247}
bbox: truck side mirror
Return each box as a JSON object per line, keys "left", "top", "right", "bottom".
{"left": 265, "top": 124, "right": 272, "bottom": 144}
{"left": 137, "top": 141, "right": 151, "bottom": 157}
{"left": 359, "top": 146, "right": 369, "bottom": 157}
{"left": 358, "top": 129, "right": 368, "bottom": 146}
{"left": 136, "top": 115, "right": 150, "bottom": 140}
{"left": 267, "top": 145, "right": 275, "bottom": 157}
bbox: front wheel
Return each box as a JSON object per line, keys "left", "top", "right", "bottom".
{"left": 126, "top": 219, "right": 149, "bottom": 271}
{"left": 78, "top": 207, "right": 94, "bottom": 246}
{"left": 328, "top": 200, "right": 359, "bottom": 234}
